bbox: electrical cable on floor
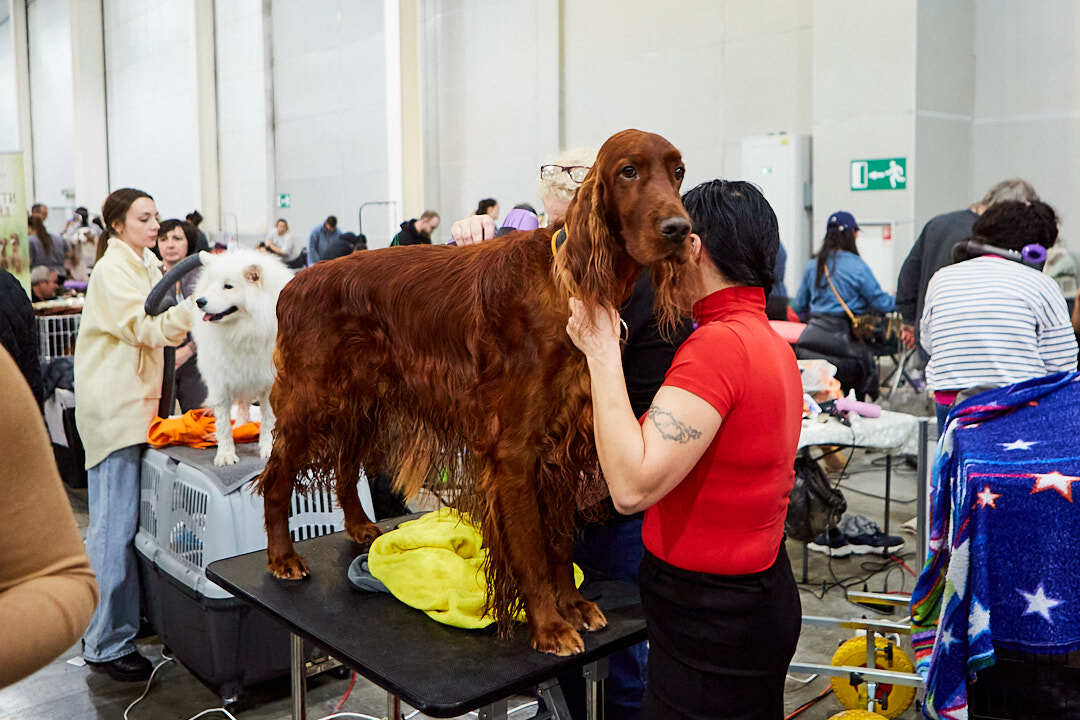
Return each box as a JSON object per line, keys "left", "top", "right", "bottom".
{"left": 840, "top": 484, "right": 916, "bottom": 504}
{"left": 122, "top": 654, "right": 175, "bottom": 720}
{"left": 311, "top": 713, "right": 380, "bottom": 720}
{"left": 785, "top": 672, "right": 819, "bottom": 686}
{"left": 184, "top": 709, "right": 239, "bottom": 720}
{"left": 332, "top": 671, "right": 358, "bottom": 713}
{"left": 784, "top": 686, "right": 833, "bottom": 719}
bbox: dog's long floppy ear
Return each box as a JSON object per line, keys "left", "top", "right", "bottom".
{"left": 243, "top": 264, "right": 262, "bottom": 285}
{"left": 556, "top": 170, "right": 618, "bottom": 309}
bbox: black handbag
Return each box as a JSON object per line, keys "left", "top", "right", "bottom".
{"left": 823, "top": 265, "right": 899, "bottom": 346}
{"left": 785, "top": 455, "right": 847, "bottom": 542}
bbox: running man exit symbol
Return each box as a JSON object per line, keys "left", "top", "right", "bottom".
{"left": 850, "top": 158, "right": 907, "bottom": 191}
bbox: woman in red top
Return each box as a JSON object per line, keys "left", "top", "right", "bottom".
{"left": 567, "top": 180, "right": 803, "bottom": 719}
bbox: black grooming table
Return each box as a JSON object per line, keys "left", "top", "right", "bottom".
{"left": 206, "top": 524, "right": 647, "bottom": 718}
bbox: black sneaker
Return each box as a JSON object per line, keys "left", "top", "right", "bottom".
{"left": 846, "top": 530, "right": 905, "bottom": 555}
{"left": 840, "top": 515, "right": 905, "bottom": 555}
{"left": 86, "top": 650, "right": 152, "bottom": 682}
{"left": 807, "top": 528, "right": 852, "bottom": 557}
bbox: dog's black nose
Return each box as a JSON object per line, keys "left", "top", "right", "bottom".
{"left": 195, "top": 297, "right": 207, "bottom": 309}
{"left": 659, "top": 217, "right": 691, "bottom": 243}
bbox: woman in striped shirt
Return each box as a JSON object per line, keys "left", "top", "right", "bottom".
{"left": 921, "top": 201, "right": 1077, "bottom": 431}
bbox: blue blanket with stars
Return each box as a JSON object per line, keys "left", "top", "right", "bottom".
{"left": 911, "top": 372, "right": 1080, "bottom": 720}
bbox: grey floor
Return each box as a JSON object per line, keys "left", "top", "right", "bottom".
{"left": 0, "top": 375, "right": 935, "bottom": 720}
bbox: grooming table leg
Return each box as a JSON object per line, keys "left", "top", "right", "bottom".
{"left": 883, "top": 454, "right": 892, "bottom": 550}
{"left": 290, "top": 633, "right": 306, "bottom": 720}
{"left": 538, "top": 678, "right": 573, "bottom": 720}
{"left": 385, "top": 692, "right": 402, "bottom": 720}
{"left": 583, "top": 658, "right": 609, "bottom": 720}
{"left": 802, "top": 541, "right": 809, "bottom": 584}
{"left": 916, "top": 419, "right": 930, "bottom": 570}
{"left": 476, "top": 698, "right": 507, "bottom": 719}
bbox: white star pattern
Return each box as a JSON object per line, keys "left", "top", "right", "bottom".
{"left": 939, "top": 628, "right": 956, "bottom": 653}
{"left": 1019, "top": 583, "right": 1063, "bottom": 623}
{"left": 969, "top": 600, "right": 991, "bottom": 638}
{"left": 940, "top": 705, "right": 970, "bottom": 720}
{"left": 1000, "top": 439, "right": 1038, "bottom": 451}
{"left": 976, "top": 485, "right": 1001, "bottom": 509}
{"left": 1030, "top": 472, "right": 1080, "bottom": 503}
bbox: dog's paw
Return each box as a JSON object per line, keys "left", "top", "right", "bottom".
{"left": 557, "top": 596, "right": 608, "bottom": 633}
{"left": 345, "top": 521, "right": 382, "bottom": 547}
{"left": 214, "top": 448, "right": 240, "bottom": 466}
{"left": 531, "top": 621, "right": 585, "bottom": 656}
{"left": 268, "top": 553, "right": 309, "bottom": 580}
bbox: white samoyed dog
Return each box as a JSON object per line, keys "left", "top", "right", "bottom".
{"left": 190, "top": 249, "right": 294, "bottom": 466}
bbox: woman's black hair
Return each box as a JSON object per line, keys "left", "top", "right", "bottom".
{"left": 953, "top": 200, "right": 1059, "bottom": 263}
{"left": 185, "top": 210, "right": 204, "bottom": 227}
{"left": 813, "top": 227, "right": 860, "bottom": 287}
{"left": 681, "top": 179, "right": 778, "bottom": 290}
{"left": 475, "top": 198, "right": 497, "bottom": 215}
{"left": 512, "top": 202, "right": 538, "bottom": 215}
{"left": 153, "top": 218, "right": 199, "bottom": 260}
{"left": 74, "top": 206, "right": 89, "bottom": 227}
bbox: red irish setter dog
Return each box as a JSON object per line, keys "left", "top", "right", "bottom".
{"left": 258, "top": 129, "right": 694, "bottom": 654}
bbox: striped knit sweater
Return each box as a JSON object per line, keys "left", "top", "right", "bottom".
{"left": 920, "top": 256, "right": 1077, "bottom": 391}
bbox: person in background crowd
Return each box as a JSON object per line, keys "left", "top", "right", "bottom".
{"left": 307, "top": 215, "right": 340, "bottom": 265}
{"left": 1044, "top": 244, "right": 1078, "bottom": 299}
{"left": 451, "top": 148, "right": 691, "bottom": 720}
{"left": 0, "top": 268, "right": 44, "bottom": 407}
{"left": 567, "top": 179, "right": 802, "bottom": 720}
{"left": 896, "top": 178, "right": 1038, "bottom": 356}
{"left": 321, "top": 230, "right": 367, "bottom": 261}
{"left": 30, "top": 202, "right": 48, "bottom": 224}
{"left": 75, "top": 188, "right": 194, "bottom": 682}
{"left": 0, "top": 345, "right": 97, "bottom": 689}
{"left": 474, "top": 198, "right": 499, "bottom": 225}
{"left": 184, "top": 210, "right": 212, "bottom": 253}
{"left": 391, "top": 210, "right": 440, "bottom": 246}
{"left": 921, "top": 200, "right": 1076, "bottom": 432}
{"left": 259, "top": 218, "right": 304, "bottom": 267}
{"left": 64, "top": 207, "right": 100, "bottom": 282}
{"left": 154, "top": 219, "right": 206, "bottom": 413}
{"left": 496, "top": 203, "right": 540, "bottom": 237}
{"left": 792, "top": 211, "right": 895, "bottom": 399}
{"left": 29, "top": 215, "right": 67, "bottom": 281}
{"left": 30, "top": 265, "right": 59, "bottom": 302}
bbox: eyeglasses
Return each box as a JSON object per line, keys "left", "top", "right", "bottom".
{"left": 540, "top": 164, "right": 591, "bottom": 184}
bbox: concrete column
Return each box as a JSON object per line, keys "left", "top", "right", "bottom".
{"left": 12, "top": 0, "right": 34, "bottom": 200}
{"left": 399, "top": 0, "right": 423, "bottom": 219}
{"left": 195, "top": 0, "right": 220, "bottom": 231}
{"left": 70, "top": 0, "right": 109, "bottom": 209}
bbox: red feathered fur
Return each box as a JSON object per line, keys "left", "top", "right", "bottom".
{"left": 256, "top": 129, "right": 694, "bottom": 655}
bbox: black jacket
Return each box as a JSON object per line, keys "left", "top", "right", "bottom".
{"left": 392, "top": 220, "right": 431, "bottom": 246}
{"left": 896, "top": 208, "right": 978, "bottom": 331}
{"left": 0, "top": 270, "right": 44, "bottom": 407}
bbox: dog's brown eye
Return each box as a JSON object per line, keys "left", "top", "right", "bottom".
{"left": 223, "top": 283, "right": 233, "bottom": 290}
{"left": 620, "top": 165, "right": 637, "bottom": 179}
{"left": 674, "top": 166, "right": 685, "bottom": 179}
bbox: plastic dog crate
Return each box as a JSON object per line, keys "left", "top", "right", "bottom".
{"left": 135, "top": 448, "right": 346, "bottom": 705}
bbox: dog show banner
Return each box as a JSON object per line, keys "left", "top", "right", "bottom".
{"left": 0, "top": 152, "right": 30, "bottom": 292}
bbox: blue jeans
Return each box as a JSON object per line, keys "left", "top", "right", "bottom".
{"left": 562, "top": 516, "right": 648, "bottom": 720}
{"left": 82, "top": 445, "right": 143, "bottom": 662}
{"left": 935, "top": 402, "right": 952, "bottom": 438}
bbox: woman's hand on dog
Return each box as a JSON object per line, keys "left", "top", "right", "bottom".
{"left": 450, "top": 215, "right": 496, "bottom": 246}
{"left": 566, "top": 297, "right": 621, "bottom": 365}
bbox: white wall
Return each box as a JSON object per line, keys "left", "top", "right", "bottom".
{"left": 812, "top": 0, "right": 917, "bottom": 293}
{"left": 0, "top": 10, "right": 18, "bottom": 153}
{"left": 104, "top": 0, "right": 202, "bottom": 221}
{"left": 27, "top": 0, "right": 74, "bottom": 226}
{"left": 564, "top": 0, "right": 811, "bottom": 189}
{"left": 972, "top": 0, "right": 1080, "bottom": 247}
{"left": 272, "top": 0, "right": 396, "bottom": 247}
{"left": 420, "top": 0, "right": 558, "bottom": 236}
{"left": 216, "top": 0, "right": 273, "bottom": 244}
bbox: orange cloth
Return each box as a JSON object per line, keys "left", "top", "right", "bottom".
{"left": 147, "top": 408, "right": 261, "bottom": 448}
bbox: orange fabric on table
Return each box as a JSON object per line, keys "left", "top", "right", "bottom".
{"left": 147, "top": 408, "right": 261, "bottom": 448}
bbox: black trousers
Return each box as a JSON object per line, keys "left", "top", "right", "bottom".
{"left": 638, "top": 545, "right": 801, "bottom": 720}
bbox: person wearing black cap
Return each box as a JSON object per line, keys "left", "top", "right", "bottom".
{"left": 792, "top": 211, "right": 895, "bottom": 399}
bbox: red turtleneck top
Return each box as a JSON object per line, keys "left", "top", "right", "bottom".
{"left": 641, "top": 286, "right": 802, "bottom": 575}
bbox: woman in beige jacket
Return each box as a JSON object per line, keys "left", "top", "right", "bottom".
{"left": 74, "top": 188, "right": 193, "bottom": 682}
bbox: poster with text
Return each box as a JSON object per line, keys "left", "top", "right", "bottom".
{"left": 0, "top": 153, "right": 29, "bottom": 292}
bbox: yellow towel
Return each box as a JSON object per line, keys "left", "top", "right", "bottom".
{"left": 367, "top": 508, "right": 584, "bottom": 630}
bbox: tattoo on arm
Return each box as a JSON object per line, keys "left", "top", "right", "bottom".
{"left": 647, "top": 406, "right": 703, "bottom": 443}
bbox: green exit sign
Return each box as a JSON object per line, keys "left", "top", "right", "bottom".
{"left": 851, "top": 158, "right": 907, "bottom": 191}
{"left": 277, "top": 193, "right": 291, "bottom": 208}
